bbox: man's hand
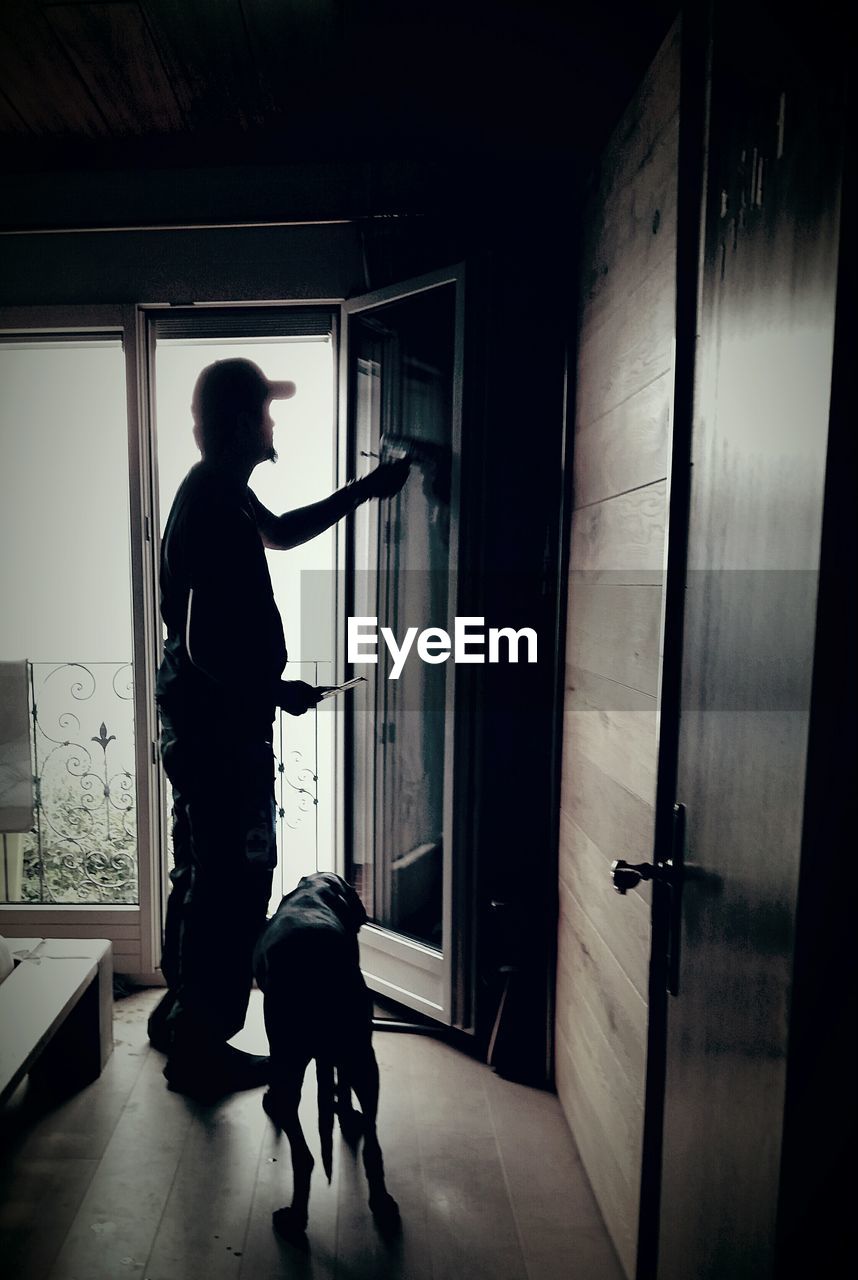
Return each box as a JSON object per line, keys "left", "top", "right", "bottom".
{"left": 277, "top": 680, "right": 326, "bottom": 716}
{"left": 360, "top": 457, "right": 411, "bottom": 500}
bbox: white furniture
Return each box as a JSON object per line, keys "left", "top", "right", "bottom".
{"left": 0, "top": 936, "right": 113, "bottom": 1104}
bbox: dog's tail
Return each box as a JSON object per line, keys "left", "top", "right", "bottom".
{"left": 317, "top": 1057, "right": 335, "bottom": 1183}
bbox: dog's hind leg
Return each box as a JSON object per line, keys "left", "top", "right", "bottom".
{"left": 268, "top": 1059, "right": 315, "bottom": 1242}
{"left": 334, "top": 1064, "right": 364, "bottom": 1144}
{"left": 350, "top": 1047, "right": 400, "bottom": 1231}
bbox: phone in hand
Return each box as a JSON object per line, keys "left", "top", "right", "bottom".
{"left": 319, "top": 676, "right": 367, "bottom": 700}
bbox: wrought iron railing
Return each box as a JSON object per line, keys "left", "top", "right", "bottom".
{"left": 21, "top": 661, "right": 138, "bottom": 905}
{"left": 268, "top": 660, "right": 331, "bottom": 903}
{"left": 10, "top": 659, "right": 328, "bottom": 908}
{"left": 274, "top": 660, "right": 320, "bottom": 844}
{"left": 160, "top": 660, "right": 325, "bottom": 890}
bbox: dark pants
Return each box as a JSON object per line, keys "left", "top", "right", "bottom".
{"left": 150, "top": 719, "right": 277, "bottom": 1055}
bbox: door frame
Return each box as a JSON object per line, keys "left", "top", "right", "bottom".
{"left": 141, "top": 301, "right": 342, "bottom": 943}
{"left": 338, "top": 264, "right": 470, "bottom": 1028}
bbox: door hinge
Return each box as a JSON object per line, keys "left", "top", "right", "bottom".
{"left": 144, "top": 515, "right": 152, "bottom": 542}
{"left": 151, "top": 740, "right": 159, "bottom": 765}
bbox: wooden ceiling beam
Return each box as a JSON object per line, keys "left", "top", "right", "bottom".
{"left": 0, "top": 0, "right": 109, "bottom": 136}
{"left": 44, "top": 2, "right": 185, "bottom": 135}
{"left": 144, "top": 0, "right": 277, "bottom": 133}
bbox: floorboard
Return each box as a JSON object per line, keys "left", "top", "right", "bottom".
{"left": 0, "top": 988, "right": 624, "bottom": 1280}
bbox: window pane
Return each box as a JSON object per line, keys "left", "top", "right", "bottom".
{"left": 349, "top": 285, "right": 456, "bottom": 948}
{"left": 0, "top": 340, "right": 137, "bottom": 904}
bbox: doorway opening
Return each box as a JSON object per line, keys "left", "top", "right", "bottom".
{"left": 150, "top": 317, "right": 338, "bottom": 915}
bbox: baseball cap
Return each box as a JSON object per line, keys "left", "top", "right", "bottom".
{"left": 191, "top": 357, "right": 296, "bottom": 425}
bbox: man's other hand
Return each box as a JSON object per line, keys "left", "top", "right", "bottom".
{"left": 277, "top": 680, "right": 324, "bottom": 716}
{"left": 361, "top": 457, "right": 411, "bottom": 499}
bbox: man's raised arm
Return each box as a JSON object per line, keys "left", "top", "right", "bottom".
{"left": 250, "top": 458, "right": 410, "bottom": 550}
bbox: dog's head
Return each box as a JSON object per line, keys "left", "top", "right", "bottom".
{"left": 300, "top": 872, "right": 368, "bottom": 934}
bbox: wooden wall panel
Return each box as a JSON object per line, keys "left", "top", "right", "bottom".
{"left": 555, "top": 951, "right": 644, "bottom": 1186}
{"left": 556, "top": 1026, "right": 640, "bottom": 1278}
{"left": 564, "top": 701, "right": 658, "bottom": 808}
{"left": 562, "top": 742, "right": 656, "bottom": 876}
{"left": 557, "top": 877, "right": 648, "bottom": 1092}
{"left": 567, "top": 598, "right": 662, "bottom": 696}
{"left": 558, "top": 812, "right": 650, "bottom": 1003}
{"left": 569, "top": 481, "right": 666, "bottom": 579}
{"left": 581, "top": 122, "right": 678, "bottom": 334}
{"left": 555, "top": 18, "right": 680, "bottom": 1277}
{"left": 573, "top": 368, "right": 673, "bottom": 511}
{"left": 584, "top": 20, "right": 681, "bottom": 223}
{"left": 576, "top": 273, "right": 675, "bottom": 430}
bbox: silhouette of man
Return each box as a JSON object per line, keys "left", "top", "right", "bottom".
{"left": 147, "top": 357, "right": 408, "bottom": 1096}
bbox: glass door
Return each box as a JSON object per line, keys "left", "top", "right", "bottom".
{"left": 0, "top": 311, "right": 157, "bottom": 977}
{"left": 342, "top": 267, "right": 465, "bottom": 1026}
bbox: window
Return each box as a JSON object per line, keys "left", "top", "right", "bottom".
{"left": 0, "top": 336, "right": 137, "bottom": 905}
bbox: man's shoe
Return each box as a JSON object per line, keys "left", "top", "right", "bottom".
{"left": 219, "top": 1044, "right": 271, "bottom": 1088}
{"left": 147, "top": 990, "right": 177, "bottom": 1054}
{"left": 164, "top": 1044, "right": 270, "bottom": 1100}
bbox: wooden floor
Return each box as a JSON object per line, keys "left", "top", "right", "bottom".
{"left": 0, "top": 988, "right": 624, "bottom": 1280}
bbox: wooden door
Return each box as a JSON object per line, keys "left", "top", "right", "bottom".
{"left": 641, "top": 6, "right": 846, "bottom": 1278}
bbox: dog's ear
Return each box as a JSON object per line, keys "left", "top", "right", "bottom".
{"left": 316, "top": 872, "right": 368, "bottom": 933}
{"left": 331, "top": 875, "right": 367, "bottom": 932}
{"left": 326, "top": 875, "right": 366, "bottom": 936}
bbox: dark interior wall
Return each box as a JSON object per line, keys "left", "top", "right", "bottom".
{"left": 0, "top": 154, "right": 505, "bottom": 306}
{"left": 0, "top": 222, "right": 364, "bottom": 307}
{"left": 0, "top": 184, "right": 471, "bottom": 308}
{"left": 0, "top": 143, "right": 581, "bottom": 308}
{"left": 458, "top": 224, "right": 573, "bottom": 1079}
{"left": 775, "top": 35, "right": 856, "bottom": 1275}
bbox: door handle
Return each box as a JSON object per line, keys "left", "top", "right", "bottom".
{"left": 609, "top": 804, "right": 686, "bottom": 996}
{"left": 611, "top": 860, "right": 654, "bottom": 894}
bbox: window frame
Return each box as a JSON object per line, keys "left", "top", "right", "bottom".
{"left": 0, "top": 305, "right": 161, "bottom": 978}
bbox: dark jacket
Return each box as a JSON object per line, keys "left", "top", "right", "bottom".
{"left": 156, "top": 461, "right": 287, "bottom": 741}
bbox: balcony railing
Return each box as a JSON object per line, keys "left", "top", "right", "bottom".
{"left": 5, "top": 660, "right": 327, "bottom": 907}
{"left": 13, "top": 661, "right": 138, "bottom": 905}
{"left": 161, "top": 661, "right": 326, "bottom": 897}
